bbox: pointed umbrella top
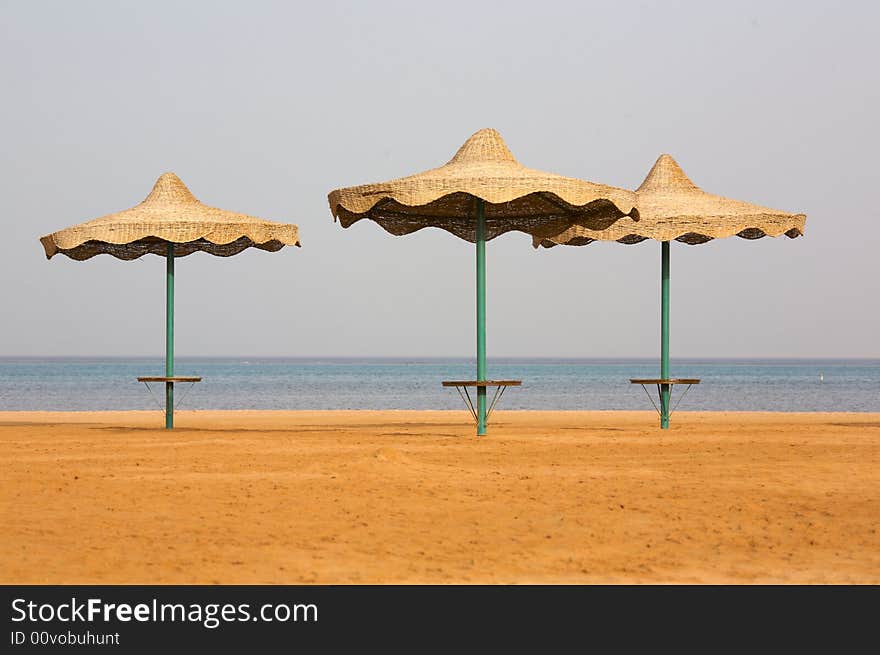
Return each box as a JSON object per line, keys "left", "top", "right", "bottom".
{"left": 140, "top": 172, "right": 200, "bottom": 205}
{"left": 636, "top": 154, "right": 698, "bottom": 193}
{"left": 40, "top": 172, "right": 301, "bottom": 260}
{"left": 328, "top": 128, "right": 637, "bottom": 242}
{"left": 536, "top": 154, "right": 806, "bottom": 247}
{"left": 445, "top": 127, "right": 518, "bottom": 165}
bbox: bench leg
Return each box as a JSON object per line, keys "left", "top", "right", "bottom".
{"left": 477, "top": 387, "right": 486, "bottom": 435}
{"left": 660, "top": 383, "right": 670, "bottom": 429}
{"left": 165, "top": 381, "right": 174, "bottom": 430}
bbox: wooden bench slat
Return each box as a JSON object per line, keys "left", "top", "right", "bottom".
{"left": 442, "top": 380, "right": 522, "bottom": 387}
{"left": 137, "top": 376, "right": 203, "bottom": 383}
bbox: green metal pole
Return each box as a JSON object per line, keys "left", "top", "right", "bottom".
{"left": 476, "top": 199, "right": 487, "bottom": 436}
{"left": 165, "top": 243, "right": 175, "bottom": 430}
{"left": 660, "top": 240, "right": 670, "bottom": 429}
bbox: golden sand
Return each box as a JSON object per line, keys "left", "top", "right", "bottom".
{"left": 1, "top": 410, "right": 878, "bottom": 584}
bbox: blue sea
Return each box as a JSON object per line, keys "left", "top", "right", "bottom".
{"left": 0, "top": 357, "right": 878, "bottom": 412}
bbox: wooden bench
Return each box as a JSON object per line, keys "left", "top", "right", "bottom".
{"left": 137, "top": 376, "right": 202, "bottom": 410}
{"left": 442, "top": 380, "right": 521, "bottom": 425}
{"left": 629, "top": 378, "right": 700, "bottom": 416}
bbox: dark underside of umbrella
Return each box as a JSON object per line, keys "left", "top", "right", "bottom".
{"left": 536, "top": 225, "right": 803, "bottom": 248}
{"left": 46, "top": 236, "right": 293, "bottom": 261}
{"left": 333, "top": 192, "right": 634, "bottom": 243}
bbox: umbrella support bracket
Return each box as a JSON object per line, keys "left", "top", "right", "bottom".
{"left": 442, "top": 380, "right": 522, "bottom": 425}
{"left": 137, "top": 376, "right": 202, "bottom": 412}
{"left": 629, "top": 378, "right": 701, "bottom": 418}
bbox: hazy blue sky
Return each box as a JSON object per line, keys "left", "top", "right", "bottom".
{"left": 2, "top": 0, "right": 877, "bottom": 358}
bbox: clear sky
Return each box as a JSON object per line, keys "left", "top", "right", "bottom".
{"left": 1, "top": 0, "right": 877, "bottom": 358}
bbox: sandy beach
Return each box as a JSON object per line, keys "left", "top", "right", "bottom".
{"left": 1, "top": 410, "right": 878, "bottom": 584}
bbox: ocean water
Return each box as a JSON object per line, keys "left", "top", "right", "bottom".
{"left": 0, "top": 357, "right": 878, "bottom": 412}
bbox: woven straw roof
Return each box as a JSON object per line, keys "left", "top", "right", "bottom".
{"left": 328, "top": 128, "right": 637, "bottom": 242}
{"left": 40, "top": 173, "right": 300, "bottom": 261}
{"left": 535, "top": 154, "right": 805, "bottom": 247}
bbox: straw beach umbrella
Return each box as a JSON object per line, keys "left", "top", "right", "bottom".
{"left": 40, "top": 172, "right": 300, "bottom": 429}
{"left": 329, "top": 128, "right": 636, "bottom": 435}
{"left": 536, "top": 154, "right": 806, "bottom": 428}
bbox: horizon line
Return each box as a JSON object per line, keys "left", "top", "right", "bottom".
{"left": 1, "top": 355, "right": 878, "bottom": 361}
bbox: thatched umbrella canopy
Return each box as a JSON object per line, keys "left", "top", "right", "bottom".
{"left": 40, "top": 172, "right": 300, "bottom": 428}
{"left": 41, "top": 172, "right": 300, "bottom": 260}
{"left": 329, "top": 128, "right": 636, "bottom": 243}
{"left": 535, "top": 154, "right": 804, "bottom": 246}
{"left": 536, "top": 155, "right": 806, "bottom": 428}
{"left": 329, "top": 128, "right": 636, "bottom": 435}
